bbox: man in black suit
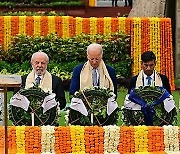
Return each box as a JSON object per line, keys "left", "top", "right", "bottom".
{"left": 128, "top": 51, "right": 171, "bottom": 94}
{"left": 14, "top": 51, "right": 66, "bottom": 109}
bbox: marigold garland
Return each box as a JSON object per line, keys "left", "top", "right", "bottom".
{"left": 5, "top": 126, "right": 180, "bottom": 153}
{"left": 84, "top": 126, "right": 104, "bottom": 153}
{"left": 19, "top": 16, "right": 26, "bottom": 35}
{"left": 11, "top": 16, "right": 19, "bottom": 37}
{"left": 40, "top": 16, "right": 48, "bottom": 36}
{"left": 69, "top": 16, "right": 76, "bottom": 37}
{"left": 41, "top": 126, "right": 55, "bottom": 153}
{"left": 48, "top": 16, "right": 55, "bottom": 35}
{"left": 70, "top": 125, "right": 85, "bottom": 153}
{"left": 4, "top": 16, "right": 11, "bottom": 51}
{"left": 103, "top": 125, "right": 120, "bottom": 153}
{"left": 111, "top": 18, "right": 119, "bottom": 33}
{"left": 0, "top": 126, "right": 4, "bottom": 153}
{"left": 54, "top": 126, "right": 72, "bottom": 153}
{"left": 104, "top": 17, "right": 111, "bottom": 36}
{"left": 134, "top": 125, "right": 148, "bottom": 152}
{"left": 62, "top": 16, "right": 70, "bottom": 38}
{"left": 118, "top": 17, "right": 126, "bottom": 33}
{"left": 55, "top": 16, "right": 63, "bottom": 37}
{"left": 163, "top": 125, "right": 179, "bottom": 152}
{"left": 75, "top": 17, "right": 83, "bottom": 36}
{"left": 33, "top": 16, "right": 41, "bottom": 36}
{"left": 97, "top": 18, "right": 104, "bottom": 34}
{"left": 26, "top": 16, "right": 34, "bottom": 36}
{"left": 82, "top": 18, "right": 90, "bottom": 34}
{"left": 16, "top": 125, "right": 26, "bottom": 153}
{"left": 90, "top": 17, "right": 97, "bottom": 35}
{"left": 118, "top": 126, "right": 135, "bottom": 153}
{"left": 133, "top": 17, "right": 142, "bottom": 75}
{"left": 148, "top": 126, "right": 165, "bottom": 152}
{"left": 0, "top": 17, "right": 4, "bottom": 47}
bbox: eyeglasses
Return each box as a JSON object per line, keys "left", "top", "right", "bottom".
{"left": 87, "top": 56, "right": 102, "bottom": 62}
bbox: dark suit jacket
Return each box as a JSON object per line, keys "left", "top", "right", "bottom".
{"left": 69, "top": 64, "right": 117, "bottom": 97}
{"left": 14, "top": 74, "right": 66, "bottom": 109}
{"left": 128, "top": 73, "right": 171, "bottom": 94}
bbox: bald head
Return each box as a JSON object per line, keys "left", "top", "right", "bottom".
{"left": 87, "top": 43, "right": 103, "bottom": 55}
{"left": 31, "top": 51, "right": 49, "bottom": 76}
{"left": 87, "top": 43, "right": 103, "bottom": 68}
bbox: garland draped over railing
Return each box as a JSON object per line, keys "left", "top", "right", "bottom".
{"left": 0, "top": 125, "right": 180, "bottom": 153}
{"left": 0, "top": 16, "right": 174, "bottom": 90}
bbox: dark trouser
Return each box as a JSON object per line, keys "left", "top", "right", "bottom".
{"left": 112, "top": 0, "right": 118, "bottom": 6}
{"left": 125, "top": 0, "right": 133, "bottom": 6}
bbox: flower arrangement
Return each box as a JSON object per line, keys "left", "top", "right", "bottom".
{"left": 122, "top": 86, "right": 177, "bottom": 126}
{"left": 68, "top": 87, "right": 119, "bottom": 126}
{"left": 9, "top": 84, "right": 58, "bottom": 126}
{"left": 4, "top": 125, "right": 180, "bottom": 153}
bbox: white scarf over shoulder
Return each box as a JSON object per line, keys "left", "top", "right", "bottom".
{"left": 136, "top": 70, "right": 163, "bottom": 87}
{"left": 80, "top": 60, "right": 114, "bottom": 92}
{"left": 25, "top": 70, "right": 52, "bottom": 93}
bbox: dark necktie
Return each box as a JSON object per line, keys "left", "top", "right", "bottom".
{"left": 35, "top": 76, "right": 41, "bottom": 85}
{"left": 146, "top": 76, "right": 151, "bottom": 85}
{"left": 92, "top": 69, "right": 98, "bottom": 86}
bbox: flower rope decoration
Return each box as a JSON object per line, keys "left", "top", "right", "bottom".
{"left": 103, "top": 125, "right": 120, "bottom": 153}
{"left": 68, "top": 87, "right": 119, "bottom": 126}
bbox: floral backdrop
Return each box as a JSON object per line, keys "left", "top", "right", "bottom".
{"left": 0, "top": 16, "right": 174, "bottom": 90}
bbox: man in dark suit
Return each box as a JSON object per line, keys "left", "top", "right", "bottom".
{"left": 128, "top": 51, "right": 171, "bottom": 94}
{"left": 14, "top": 51, "right": 66, "bottom": 109}
{"left": 70, "top": 43, "right": 117, "bottom": 97}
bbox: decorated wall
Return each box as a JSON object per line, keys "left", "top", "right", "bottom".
{"left": 0, "top": 16, "right": 175, "bottom": 90}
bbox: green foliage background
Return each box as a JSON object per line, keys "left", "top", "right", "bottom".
{"left": 0, "top": 33, "right": 131, "bottom": 81}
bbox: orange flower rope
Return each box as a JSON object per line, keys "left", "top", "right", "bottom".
{"left": 0, "top": 16, "right": 4, "bottom": 47}
{"left": 84, "top": 126, "right": 104, "bottom": 154}
{"left": 118, "top": 126, "right": 135, "bottom": 153}
{"left": 55, "top": 16, "right": 63, "bottom": 37}
{"left": 26, "top": 16, "right": 34, "bottom": 36}
{"left": 148, "top": 126, "right": 165, "bottom": 152}
{"left": 97, "top": 18, "right": 104, "bottom": 34}
{"left": 141, "top": 18, "right": 150, "bottom": 53}
{"left": 8, "top": 126, "right": 17, "bottom": 154}
{"left": 82, "top": 18, "right": 90, "bottom": 34}
{"left": 125, "top": 17, "right": 132, "bottom": 35}
{"left": 25, "top": 126, "right": 41, "bottom": 154}
{"left": 166, "top": 18, "right": 175, "bottom": 90}
{"left": 111, "top": 18, "right": 118, "bottom": 33}
{"left": 40, "top": 16, "right": 48, "bottom": 36}
{"left": 0, "top": 126, "right": 4, "bottom": 153}
{"left": 69, "top": 16, "right": 75, "bottom": 37}
{"left": 54, "top": 126, "right": 72, "bottom": 153}
{"left": 11, "top": 16, "right": 19, "bottom": 37}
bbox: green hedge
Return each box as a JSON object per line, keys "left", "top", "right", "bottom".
{"left": 0, "top": 33, "right": 131, "bottom": 79}
{"left": 0, "top": 1, "right": 83, "bottom": 7}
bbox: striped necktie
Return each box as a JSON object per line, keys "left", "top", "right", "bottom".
{"left": 92, "top": 69, "right": 98, "bottom": 86}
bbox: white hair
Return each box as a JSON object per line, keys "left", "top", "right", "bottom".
{"left": 31, "top": 51, "right": 49, "bottom": 63}
{"left": 87, "top": 43, "right": 103, "bottom": 55}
